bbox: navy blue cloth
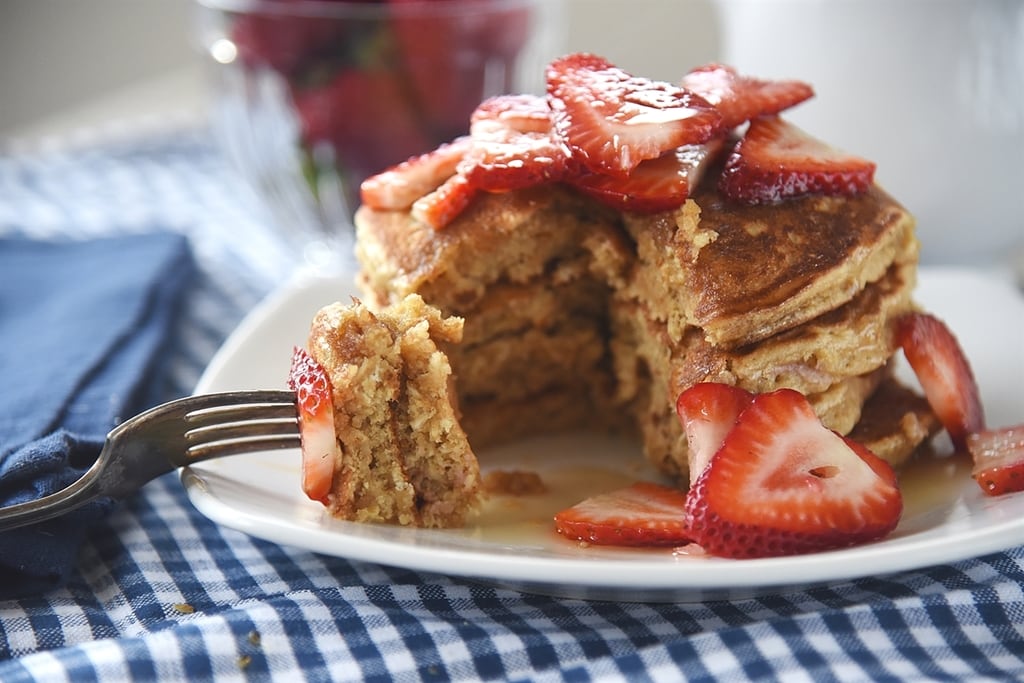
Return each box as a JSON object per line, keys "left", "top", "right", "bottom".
{"left": 0, "top": 233, "right": 195, "bottom": 597}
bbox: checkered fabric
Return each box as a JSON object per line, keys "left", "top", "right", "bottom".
{"left": 1, "top": 128, "right": 1023, "bottom": 682}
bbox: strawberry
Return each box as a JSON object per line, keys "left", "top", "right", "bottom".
{"left": 471, "top": 94, "right": 556, "bottom": 135}
{"left": 969, "top": 425, "right": 1024, "bottom": 496}
{"left": 895, "top": 312, "right": 984, "bottom": 450}
{"left": 388, "top": 0, "right": 531, "bottom": 141}
{"left": 460, "top": 125, "right": 571, "bottom": 192}
{"left": 546, "top": 53, "right": 722, "bottom": 177}
{"left": 411, "top": 172, "right": 478, "bottom": 230}
{"left": 718, "top": 116, "right": 876, "bottom": 204}
{"left": 293, "top": 68, "right": 430, "bottom": 181}
{"left": 229, "top": 5, "right": 345, "bottom": 74}
{"left": 569, "top": 139, "right": 724, "bottom": 214}
{"left": 553, "top": 481, "right": 691, "bottom": 547}
{"left": 675, "top": 382, "right": 754, "bottom": 486}
{"left": 360, "top": 136, "right": 472, "bottom": 211}
{"left": 459, "top": 94, "right": 571, "bottom": 192}
{"left": 287, "top": 346, "right": 339, "bottom": 505}
{"left": 684, "top": 388, "right": 902, "bottom": 559}
{"left": 680, "top": 64, "right": 814, "bottom": 130}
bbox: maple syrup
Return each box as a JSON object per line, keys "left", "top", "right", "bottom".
{"left": 465, "top": 432, "right": 974, "bottom": 553}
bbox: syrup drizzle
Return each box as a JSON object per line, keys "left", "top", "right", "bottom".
{"left": 468, "top": 435, "right": 973, "bottom": 554}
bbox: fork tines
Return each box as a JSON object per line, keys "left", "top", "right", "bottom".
{"left": 183, "top": 391, "right": 300, "bottom": 461}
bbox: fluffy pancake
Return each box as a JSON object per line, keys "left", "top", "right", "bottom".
{"left": 849, "top": 378, "right": 941, "bottom": 467}
{"left": 356, "top": 184, "right": 631, "bottom": 311}
{"left": 622, "top": 185, "right": 919, "bottom": 349}
{"left": 664, "top": 260, "right": 917, "bottom": 396}
{"left": 306, "top": 295, "right": 480, "bottom": 527}
{"left": 354, "top": 178, "right": 932, "bottom": 481}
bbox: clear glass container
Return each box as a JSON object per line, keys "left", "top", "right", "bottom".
{"left": 194, "top": 0, "right": 564, "bottom": 271}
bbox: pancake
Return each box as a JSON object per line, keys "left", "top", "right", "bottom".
{"left": 661, "top": 260, "right": 917, "bottom": 397}
{"left": 622, "top": 185, "right": 920, "bottom": 349}
{"left": 456, "top": 278, "right": 609, "bottom": 347}
{"left": 849, "top": 377, "right": 942, "bottom": 467}
{"left": 354, "top": 176, "right": 930, "bottom": 481}
{"left": 356, "top": 184, "right": 631, "bottom": 312}
{"left": 306, "top": 294, "right": 480, "bottom": 527}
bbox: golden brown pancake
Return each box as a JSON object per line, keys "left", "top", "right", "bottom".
{"left": 849, "top": 377, "right": 941, "bottom": 467}
{"left": 354, "top": 178, "right": 933, "bottom": 482}
{"left": 356, "top": 184, "right": 631, "bottom": 311}
{"left": 306, "top": 295, "right": 479, "bottom": 527}
{"left": 660, "top": 260, "right": 917, "bottom": 397}
{"left": 622, "top": 185, "right": 919, "bottom": 349}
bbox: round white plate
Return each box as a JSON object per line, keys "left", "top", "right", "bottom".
{"left": 184, "top": 267, "right": 1024, "bottom": 601}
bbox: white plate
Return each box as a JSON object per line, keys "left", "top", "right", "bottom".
{"left": 185, "top": 268, "right": 1024, "bottom": 601}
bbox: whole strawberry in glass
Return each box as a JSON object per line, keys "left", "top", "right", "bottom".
{"left": 200, "top": 0, "right": 545, "bottom": 248}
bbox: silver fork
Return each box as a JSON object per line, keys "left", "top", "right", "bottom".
{"left": 0, "top": 390, "right": 299, "bottom": 532}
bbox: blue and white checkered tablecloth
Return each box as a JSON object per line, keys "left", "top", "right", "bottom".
{"left": 1, "top": 127, "right": 1023, "bottom": 682}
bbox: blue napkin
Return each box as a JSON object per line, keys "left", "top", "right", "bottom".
{"left": 0, "top": 232, "right": 195, "bottom": 598}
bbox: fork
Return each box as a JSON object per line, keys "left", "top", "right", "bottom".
{"left": 0, "top": 390, "right": 299, "bottom": 532}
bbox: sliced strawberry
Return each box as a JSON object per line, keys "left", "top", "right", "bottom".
{"left": 969, "top": 425, "right": 1024, "bottom": 496}
{"left": 411, "top": 172, "right": 477, "bottom": 230}
{"left": 287, "top": 346, "right": 339, "bottom": 505}
{"left": 685, "top": 388, "right": 902, "bottom": 558}
{"left": 569, "top": 139, "right": 724, "bottom": 214}
{"left": 718, "top": 116, "right": 876, "bottom": 204}
{"left": 675, "top": 382, "right": 754, "bottom": 486}
{"left": 546, "top": 53, "right": 722, "bottom": 177}
{"left": 458, "top": 125, "right": 571, "bottom": 192}
{"left": 456, "top": 95, "right": 570, "bottom": 192}
{"left": 680, "top": 64, "right": 814, "bottom": 130}
{"left": 553, "top": 481, "right": 691, "bottom": 547}
{"left": 471, "top": 94, "right": 555, "bottom": 135}
{"left": 895, "top": 312, "right": 984, "bottom": 451}
{"left": 360, "top": 136, "right": 472, "bottom": 211}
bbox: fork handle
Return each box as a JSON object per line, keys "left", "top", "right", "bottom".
{"left": 0, "top": 462, "right": 106, "bottom": 532}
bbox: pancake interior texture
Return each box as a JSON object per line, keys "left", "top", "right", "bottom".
{"left": 353, "top": 173, "right": 936, "bottom": 484}
{"left": 306, "top": 295, "right": 480, "bottom": 527}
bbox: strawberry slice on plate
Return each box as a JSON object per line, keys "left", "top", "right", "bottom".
{"left": 969, "top": 425, "right": 1024, "bottom": 496}
{"left": 684, "top": 388, "right": 902, "bottom": 559}
{"left": 360, "top": 137, "right": 472, "bottom": 211}
{"left": 288, "top": 346, "right": 339, "bottom": 505}
{"left": 718, "top": 116, "right": 876, "bottom": 204}
{"left": 680, "top": 63, "right": 814, "bottom": 129}
{"left": 569, "top": 139, "right": 725, "bottom": 214}
{"left": 546, "top": 53, "right": 722, "bottom": 177}
{"left": 553, "top": 481, "right": 691, "bottom": 547}
{"left": 675, "top": 382, "right": 753, "bottom": 486}
{"left": 895, "top": 311, "right": 984, "bottom": 450}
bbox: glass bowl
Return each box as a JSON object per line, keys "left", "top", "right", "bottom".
{"left": 194, "top": 0, "right": 564, "bottom": 271}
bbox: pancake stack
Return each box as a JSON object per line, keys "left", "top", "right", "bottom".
{"left": 357, "top": 184, "right": 632, "bottom": 446}
{"left": 355, "top": 174, "right": 937, "bottom": 483}
{"left": 610, "top": 183, "right": 930, "bottom": 478}
{"left": 303, "top": 53, "right": 949, "bottom": 510}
